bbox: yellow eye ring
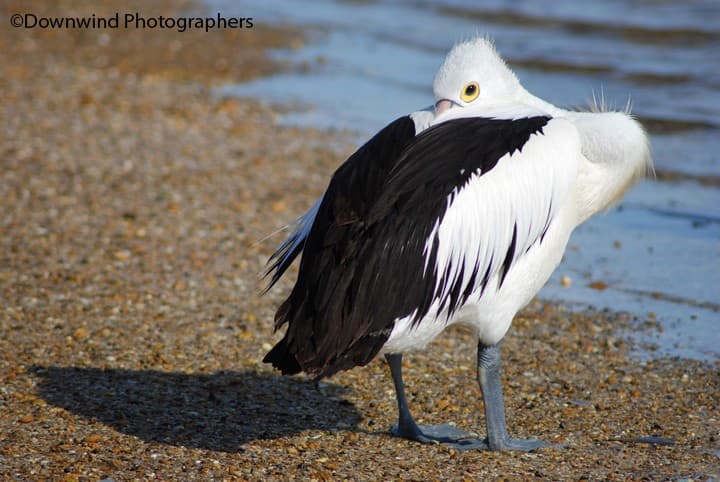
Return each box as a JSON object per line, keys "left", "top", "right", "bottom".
{"left": 460, "top": 81, "right": 480, "bottom": 103}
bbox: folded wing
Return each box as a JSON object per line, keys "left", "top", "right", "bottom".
{"left": 265, "top": 114, "right": 580, "bottom": 379}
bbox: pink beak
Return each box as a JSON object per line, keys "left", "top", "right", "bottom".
{"left": 435, "top": 99, "right": 454, "bottom": 116}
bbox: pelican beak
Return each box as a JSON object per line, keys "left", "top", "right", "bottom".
{"left": 434, "top": 99, "right": 456, "bottom": 116}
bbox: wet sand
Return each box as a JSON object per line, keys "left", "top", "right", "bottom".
{"left": 0, "top": 1, "right": 718, "bottom": 480}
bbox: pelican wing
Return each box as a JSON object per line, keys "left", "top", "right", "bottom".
{"left": 266, "top": 114, "right": 580, "bottom": 378}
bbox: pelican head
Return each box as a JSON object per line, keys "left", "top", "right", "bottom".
{"left": 432, "top": 35, "right": 653, "bottom": 223}
{"left": 433, "top": 37, "right": 522, "bottom": 115}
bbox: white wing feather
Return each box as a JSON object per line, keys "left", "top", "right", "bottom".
{"left": 272, "top": 194, "right": 324, "bottom": 267}
{"left": 425, "top": 117, "right": 581, "bottom": 303}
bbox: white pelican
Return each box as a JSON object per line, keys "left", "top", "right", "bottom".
{"left": 263, "top": 37, "right": 652, "bottom": 451}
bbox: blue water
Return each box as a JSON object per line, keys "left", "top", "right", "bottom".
{"left": 209, "top": 0, "right": 720, "bottom": 362}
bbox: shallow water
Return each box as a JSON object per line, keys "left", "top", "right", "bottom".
{"left": 211, "top": 0, "right": 720, "bottom": 362}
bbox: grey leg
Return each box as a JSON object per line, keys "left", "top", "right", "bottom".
{"left": 385, "top": 353, "right": 486, "bottom": 449}
{"left": 477, "top": 343, "right": 552, "bottom": 451}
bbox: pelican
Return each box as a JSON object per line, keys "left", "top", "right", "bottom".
{"left": 263, "top": 37, "right": 652, "bottom": 451}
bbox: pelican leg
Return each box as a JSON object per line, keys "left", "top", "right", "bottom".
{"left": 385, "top": 353, "right": 486, "bottom": 449}
{"left": 477, "top": 343, "right": 552, "bottom": 451}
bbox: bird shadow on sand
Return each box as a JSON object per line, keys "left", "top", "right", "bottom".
{"left": 30, "top": 365, "right": 361, "bottom": 453}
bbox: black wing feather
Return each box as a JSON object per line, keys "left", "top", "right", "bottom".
{"left": 264, "top": 115, "right": 418, "bottom": 375}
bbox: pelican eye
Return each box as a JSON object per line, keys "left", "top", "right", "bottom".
{"left": 460, "top": 82, "right": 480, "bottom": 103}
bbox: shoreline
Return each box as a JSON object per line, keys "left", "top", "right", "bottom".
{"left": 0, "top": 0, "right": 718, "bottom": 479}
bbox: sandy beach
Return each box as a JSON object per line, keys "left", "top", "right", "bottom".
{"left": 0, "top": 1, "right": 718, "bottom": 480}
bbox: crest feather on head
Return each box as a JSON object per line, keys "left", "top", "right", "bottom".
{"left": 433, "top": 36, "right": 520, "bottom": 101}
